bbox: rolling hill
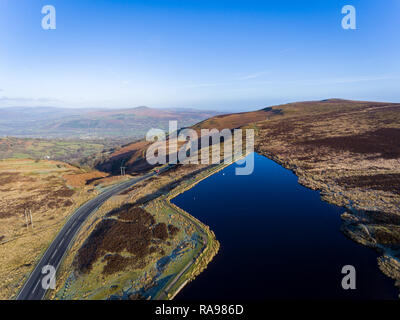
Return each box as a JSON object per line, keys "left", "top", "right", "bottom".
{"left": 95, "top": 98, "right": 400, "bottom": 289}
{"left": 97, "top": 99, "right": 400, "bottom": 216}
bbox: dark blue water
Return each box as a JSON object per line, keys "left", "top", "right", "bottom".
{"left": 172, "top": 153, "right": 398, "bottom": 300}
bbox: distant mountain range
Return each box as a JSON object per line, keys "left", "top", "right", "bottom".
{"left": 0, "top": 106, "right": 221, "bottom": 139}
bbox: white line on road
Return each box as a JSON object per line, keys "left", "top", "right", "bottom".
{"left": 50, "top": 248, "right": 58, "bottom": 260}
{"left": 57, "top": 238, "right": 65, "bottom": 249}
{"left": 33, "top": 280, "right": 40, "bottom": 292}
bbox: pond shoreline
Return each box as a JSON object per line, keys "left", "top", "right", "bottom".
{"left": 172, "top": 152, "right": 399, "bottom": 299}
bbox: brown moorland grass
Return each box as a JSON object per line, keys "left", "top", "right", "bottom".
{"left": 95, "top": 108, "right": 272, "bottom": 175}
{"left": 300, "top": 128, "right": 400, "bottom": 160}
{"left": 74, "top": 204, "right": 179, "bottom": 276}
{"left": 63, "top": 171, "right": 109, "bottom": 188}
{"left": 0, "top": 158, "right": 109, "bottom": 299}
{"left": 191, "top": 108, "right": 278, "bottom": 131}
{"left": 336, "top": 173, "right": 400, "bottom": 194}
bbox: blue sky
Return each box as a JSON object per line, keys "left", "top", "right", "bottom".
{"left": 0, "top": 0, "right": 399, "bottom": 111}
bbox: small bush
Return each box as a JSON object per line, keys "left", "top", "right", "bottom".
{"left": 168, "top": 224, "right": 180, "bottom": 238}
{"left": 153, "top": 223, "right": 168, "bottom": 240}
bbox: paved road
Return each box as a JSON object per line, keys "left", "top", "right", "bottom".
{"left": 16, "top": 167, "right": 172, "bottom": 300}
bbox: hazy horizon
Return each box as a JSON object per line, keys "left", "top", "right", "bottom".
{"left": 1, "top": 97, "right": 399, "bottom": 114}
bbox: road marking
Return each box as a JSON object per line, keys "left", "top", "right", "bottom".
{"left": 57, "top": 238, "right": 65, "bottom": 249}
{"left": 33, "top": 280, "right": 40, "bottom": 292}
{"left": 50, "top": 248, "right": 58, "bottom": 260}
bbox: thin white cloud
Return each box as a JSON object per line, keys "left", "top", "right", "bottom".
{"left": 236, "top": 71, "right": 270, "bottom": 80}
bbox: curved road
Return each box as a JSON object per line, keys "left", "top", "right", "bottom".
{"left": 16, "top": 167, "right": 171, "bottom": 300}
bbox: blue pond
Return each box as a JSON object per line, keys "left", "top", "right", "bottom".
{"left": 172, "top": 153, "right": 398, "bottom": 300}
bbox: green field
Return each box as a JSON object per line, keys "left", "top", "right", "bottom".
{"left": 0, "top": 137, "right": 122, "bottom": 166}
